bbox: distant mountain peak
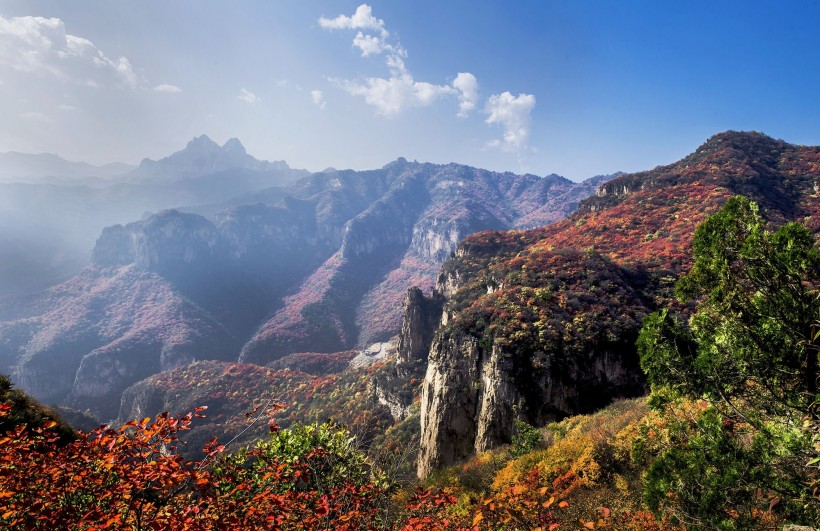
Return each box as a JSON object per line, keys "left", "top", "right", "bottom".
{"left": 132, "top": 135, "right": 293, "bottom": 180}
{"left": 384, "top": 157, "right": 411, "bottom": 170}
{"left": 222, "top": 138, "right": 246, "bottom": 155}
{"left": 185, "top": 134, "right": 219, "bottom": 150}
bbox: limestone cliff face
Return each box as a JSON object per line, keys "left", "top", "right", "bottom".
{"left": 118, "top": 378, "right": 167, "bottom": 424}
{"left": 418, "top": 333, "right": 482, "bottom": 477}
{"left": 416, "top": 242, "right": 650, "bottom": 478}
{"left": 417, "top": 301, "right": 646, "bottom": 478}
{"left": 370, "top": 288, "right": 443, "bottom": 423}
{"left": 93, "top": 210, "right": 220, "bottom": 274}
{"left": 396, "top": 287, "right": 444, "bottom": 367}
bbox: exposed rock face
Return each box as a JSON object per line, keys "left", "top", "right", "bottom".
{"left": 415, "top": 131, "right": 820, "bottom": 478}
{"left": 396, "top": 287, "right": 444, "bottom": 367}
{"left": 417, "top": 296, "right": 645, "bottom": 477}
{"left": 117, "top": 378, "right": 167, "bottom": 423}
{"left": 370, "top": 289, "right": 444, "bottom": 423}
{"left": 241, "top": 163, "right": 609, "bottom": 362}
{"left": 93, "top": 210, "right": 220, "bottom": 274}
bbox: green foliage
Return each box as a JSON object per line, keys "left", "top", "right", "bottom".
{"left": 510, "top": 419, "right": 543, "bottom": 457}
{"left": 680, "top": 197, "right": 818, "bottom": 412}
{"left": 214, "top": 421, "right": 371, "bottom": 495}
{"left": 637, "top": 197, "right": 820, "bottom": 526}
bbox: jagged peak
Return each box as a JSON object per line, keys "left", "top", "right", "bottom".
{"left": 222, "top": 137, "right": 246, "bottom": 154}
{"left": 185, "top": 134, "right": 220, "bottom": 150}
{"left": 383, "top": 157, "right": 411, "bottom": 170}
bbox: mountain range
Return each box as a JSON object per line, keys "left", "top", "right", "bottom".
{"left": 0, "top": 141, "right": 608, "bottom": 420}
{"left": 103, "top": 130, "right": 820, "bottom": 481}
{"left": 0, "top": 137, "right": 306, "bottom": 298}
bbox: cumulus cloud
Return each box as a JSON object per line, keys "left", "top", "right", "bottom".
{"left": 321, "top": 4, "right": 476, "bottom": 117}
{"left": 319, "top": 3, "right": 537, "bottom": 151}
{"left": 338, "top": 73, "right": 454, "bottom": 116}
{"left": 311, "top": 89, "right": 326, "bottom": 109}
{"left": 153, "top": 83, "right": 182, "bottom": 94}
{"left": 453, "top": 72, "right": 478, "bottom": 118}
{"left": 319, "top": 4, "right": 388, "bottom": 38}
{"left": 238, "top": 87, "right": 259, "bottom": 105}
{"left": 352, "top": 31, "right": 390, "bottom": 57}
{"left": 485, "top": 91, "right": 536, "bottom": 152}
{"left": 0, "top": 15, "right": 138, "bottom": 88}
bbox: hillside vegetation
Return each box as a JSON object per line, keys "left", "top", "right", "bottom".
{"left": 2, "top": 193, "right": 818, "bottom": 529}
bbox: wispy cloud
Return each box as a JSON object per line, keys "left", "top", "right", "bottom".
{"left": 20, "top": 111, "right": 53, "bottom": 123}
{"left": 238, "top": 87, "right": 259, "bottom": 105}
{"left": 0, "top": 15, "right": 138, "bottom": 88}
{"left": 153, "top": 83, "right": 182, "bottom": 94}
{"left": 311, "top": 90, "right": 326, "bottom": 110}
{"left": 485, "top": 91, "right": 536, "bottom": 152}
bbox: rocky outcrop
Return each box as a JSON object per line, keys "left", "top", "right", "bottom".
{"left": 93, "top": 210, "right": 220, "bottom": 275}
{"left": 370, "top": 290, "right": 444, "bottom": 423}
{"left": 417, "top": 256, "right": 650, "bottom": 477}
{"left": 118, "top": 378, "right": 167, "bottom": 423}
{"left": 396, "top": 288, "right": 444, "bottom": 367}
{"left": 418, "top": 333, "right": 484, "bottom": 477}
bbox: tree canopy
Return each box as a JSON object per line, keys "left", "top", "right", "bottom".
{"left": 637, "top": 196, "right": 820, "bottom": 527}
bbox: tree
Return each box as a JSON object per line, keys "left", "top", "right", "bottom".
{"left": 637, "top": 196, "right": 820, "bottom": 527}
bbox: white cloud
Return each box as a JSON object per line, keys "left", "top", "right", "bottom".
{"left": 338, "top": 73, "right": 454, "bottom": 116}
{"left": 311, "top": 89, "right": 326, "bottom": 110}
{"left": 485, "top": 91, "right": 536, "bottom": 152}
{"left": 238, "top": 87, "right": 259, "bottom": 105}
{"left": 452, "top": 72, "right": 478, "bottom": 118}
{"left": 321, "top": 5, "right": 475, "bottom": 117}
{"left": 20, "top": 111, "right": 53, "bottom": 122}
{"left": 319, "top": 4, "right": 388, "bottom": 38}
{"left": 0, "top": 15, "right": 138, "bottom": 88}
{"left": 352, "top": 31, "right": 389, "bottom": 57}
{"left": 153, "top": 83, "right": 182, "bottom": 94}
{"left": 58, "top": 104, "right": 79, "bottom": 111}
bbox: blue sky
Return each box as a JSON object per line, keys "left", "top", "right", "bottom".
{"left": 1, "top": 1, "right": 819, "bottom": 180}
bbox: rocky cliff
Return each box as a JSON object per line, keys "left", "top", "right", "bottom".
{"left": 369, "top": 288, "right": 444, "bottom": 422}
{"left": 415, "top": 131, "right": 820, "bottom": 477}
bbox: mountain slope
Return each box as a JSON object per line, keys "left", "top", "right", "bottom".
{"left": 412, "top": 131, "right": 820, "bottom": 476}
{"left": 0, "top": 158, "right": 604, "bottom": 419}
{"left": 0, "top": 265, "right": 236, "bottom": 420}
{"left": 238, "top": 162, "right": 606, "bottom": 364}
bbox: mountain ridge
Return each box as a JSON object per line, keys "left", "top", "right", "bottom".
{"left": 412, "top": 130, "right": 820, "bottom": 476}
{"left": 0, "top": 156, "right": 605, "bottom": 419}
